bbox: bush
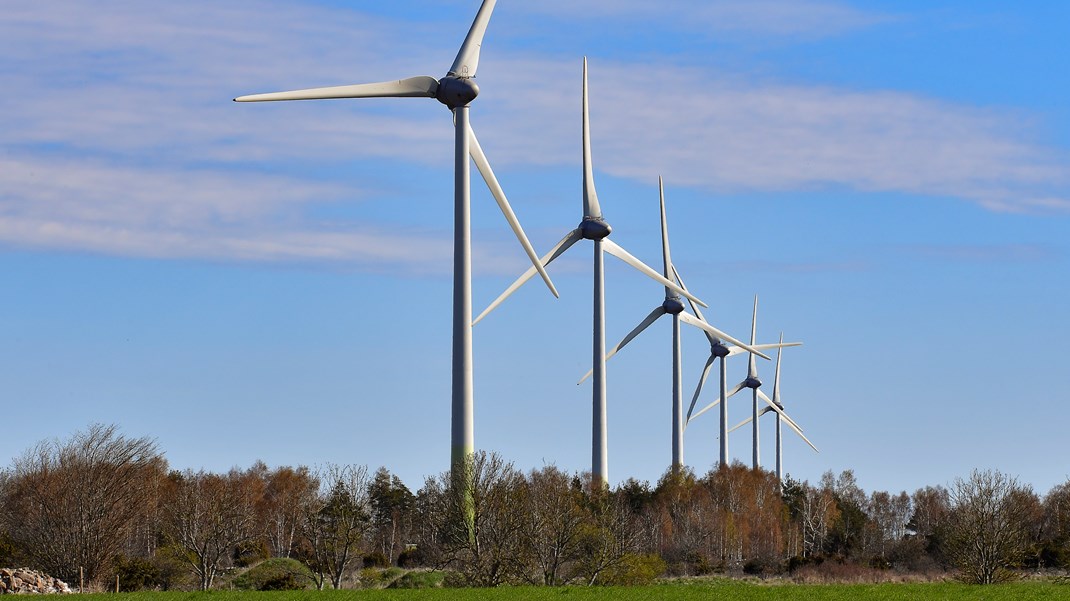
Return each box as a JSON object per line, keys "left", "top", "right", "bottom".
{"left": 231, "top": 558, "right": 312, "bottom": 591}
{"left": 388, "top": 570, "right": 446, "bottom": 589}
{"left": 112, "top": 555, "right": 162, "bottom": 592}
{"left": 363, "top": 551, "right": 390, "bottom": 568}
{"left": 358, "top": 567, "right": 404, "bottom": 589}
{"left": 397, "top": 548, "right": 422, "bottom": 568}
{"left": 742, "top": 556, "right": 783, "bottom": 577}
{"left": 600, "top": 553, "right": 666, "bottom": 586}
{"left": 232, "top": 540, "right": 271, "bottom": 568}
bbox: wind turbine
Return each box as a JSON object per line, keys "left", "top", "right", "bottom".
{"left": 576, "top": 178, "right": 766, "bottom": 473}
{"left": 234, "top": 1, "right": 558, "bottom": 482}
{"left": 474, "top": 59, "right": 767, "bottom": 487}
{"left": 728, "top": 333, "right": 818, "bottom": 480}
{"left": 679, "top": 287, "right": 798, "bottom": 467}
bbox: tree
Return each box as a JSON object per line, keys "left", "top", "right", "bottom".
{"left": 259, "top": 465, "right": 317, "bottom": 559}
{"left": 368, "top": 467, "right": 414, "bottom": 564}
{"left": 519, "top": 465, "right": 586, "bottom": 585}
{"left": 0, "top": 424, "right": 165, "bottom": 584}
{"left": 436, "top": 451, "right": 527, "bottom": 586}
{"left": 945, "top": 469, "right": 1033, "bottom": 584}
{"left": 297, "top": 464, "right": 372, "bottom": 589}
{"left": 162, "top": 468, "right": 261, "bottom": 590}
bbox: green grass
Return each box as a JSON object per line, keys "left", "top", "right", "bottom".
{"left": 75, "top": 580, "right": 1070, "bottom": 601}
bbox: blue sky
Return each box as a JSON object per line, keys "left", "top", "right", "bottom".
{"left": 2, "top": 0, "right": 1069, "bottom": 497}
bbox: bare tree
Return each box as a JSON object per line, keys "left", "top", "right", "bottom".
{"left": 945, "top": 469, "right": 1032, "bottom": 584}
{"left": 519, "top": 465, "right": 586, "bottom": 585}
{"left": 0, "top": 424, "right": 164, "bottom": 584}
{"left": 162, "top": 468, "right": 260, "bottom": 590}
{"left": 259, "top": 465, "right": 317, "bottom": 559}
{"left": 436, "top": 451, "right": 527, "bottom": 586}
{"left": 297, "top": 464, "right": 372, "bottom": 589}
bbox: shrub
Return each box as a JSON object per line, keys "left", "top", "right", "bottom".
{"left": 388, "top": 570, "right": 446, "bottom": 589}
{"left": 600, "top": 553, "right": 666, "bottom": 586}
{"left": 363, "top": 551, "right": 390, "bottom": 568}
{"left": 232, "top": 540, "right": 271, "bottom": 568}
{"left": 397, "top": 548, "right": 422, "bottom": 568}
{"left": 112, "top": 555, "right": 162, "bottom": 592}
{"left": 231, "top": 558, "right": 312, "bottom": 591}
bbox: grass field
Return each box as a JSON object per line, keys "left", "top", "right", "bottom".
{"left": 75, "top": 580, "right": 1070, "bottom": 601}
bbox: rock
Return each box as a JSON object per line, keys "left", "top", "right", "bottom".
{"left": 0, "top": 568, "right": 71, "bottom": 594}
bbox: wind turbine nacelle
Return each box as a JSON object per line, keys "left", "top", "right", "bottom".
{"left": 662, "top": 297, "right": 685, "bottom": 314}
{"left": 436, "top": 76, "right": 480, "bottom": 108}
{"left": 710, "top": 342, "right": 731, "bottom": 358}
{"left": 580, "top": 218, "right": 612, "bottom": 240}
{"left": 744, "top": 376, "right": 763, "bottom": 389}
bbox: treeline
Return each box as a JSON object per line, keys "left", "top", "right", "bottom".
{"left": 1, "top": 425, "right": 1068, "bottom": 589}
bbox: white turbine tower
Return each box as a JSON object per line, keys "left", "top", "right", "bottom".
{"left": 680, "top": 289, "right": 798, "bottom": 467}
{"left": 234, "top": 1, "right": 558, "bottom": 480}
{"left": 474, "top": 59, "right": 749, "bottom": 488}
{"left": 576, "top": 178, "right": 765, "bottom": 473}
{"left": 728, "top": 333, "right": 818, "bottom": 480}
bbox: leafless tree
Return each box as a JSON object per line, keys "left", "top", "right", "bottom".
{"left": 162, "top": 468, "right": 260, "bottom": 590}
{"left": 259, "top": 465, "right": 317, "bottom": 559}
{"left": 297, "top": 464, "right": 372, "bottom": 589}
{"left": 518, "top": 465, "right": 586, "bottom": 585}
{"left": 945, "top": 469, "right": 1033, "bottom": 584}
{"left": 0, "top": 424, "right": 164, "bottom": 584}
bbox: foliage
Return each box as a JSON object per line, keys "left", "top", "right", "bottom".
{"left": 230, "top": 558, "right": 313, "bottom": 591}
{"left": 0, "top": 423, "right": 165, "bottom": 584}
{"left": 599, "top": 553, "right": 666, "bottom": 586}
{"left": 63, "top": 580, "right": 1070, "bottom": 600}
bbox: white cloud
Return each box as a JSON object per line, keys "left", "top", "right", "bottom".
{"left": 513, "top": 0, "right": 888, "bottom": 38}
{"left": 1, "top": 0, "right": 1067, "bottom": 269}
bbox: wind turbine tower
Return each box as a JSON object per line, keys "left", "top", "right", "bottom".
{"left": 234, "top": 0, "right": 558, "bottom": 494}
{"left": 475, "top": 60, "right": 722, "bottom": 487}
{"left": 577, "top": 179, "right": 765, "bottom": 473}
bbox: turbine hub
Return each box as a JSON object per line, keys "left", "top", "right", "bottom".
{"left": 663, "top": 297, "right": 685, "bottom": 315}
{"left": 744, "top": 376, "right": 763, "bottom": 389}
{"left": 580, "top": 217, "right": 612, "bottom": 241}
{"left": 710, "top": 342, "right": 730, "bottom": 358}
{"left": 435, "top": 76, "right": 480, "bottom": 108}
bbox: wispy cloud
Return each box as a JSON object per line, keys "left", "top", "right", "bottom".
{"left": 514, "top": 0, "right": 889, "bottom": 38}
{"left": 1, "top": 0, "right": 1067, "bottom": 270}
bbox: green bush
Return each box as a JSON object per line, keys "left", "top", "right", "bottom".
{"left": 359, "top": 567, "right": 405, "bottom": 589}
{"left": 231, "top": 558, "right": 312, "bottom": 591}
{"left": 388, "top": 570, "right": 446, "bottom": 589}
{"left": 601, "top": 553, "right": 667, "bottom": 586}
{"left": 232, "top": 540, "right": 271, "bottom": 568}
{"left": 363, "top": 551, "right": 390, "bottom": 568}
{"left": 112, "top": 555, "right": 163, "bottom": 592}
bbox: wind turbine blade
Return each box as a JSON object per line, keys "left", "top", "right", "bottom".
{"left": 748, "top": 295, "right": 759, "bottom": 377}
{"left": 659, "top": 177, "right": 673, "bottom": 284}
{"left": 758, "top": 389, "right": 804, "bottom": 433}
{"left": 686, "top": 355, "right": 716, "bottom": 422}
{"left": 581, "top": 58, "right": 602, "bottom": 219}
{"left": 726, "top": 341, "right": 802, "bottom": 357}
{"left": 449, "top": 0, "right": 497, "bottom": 78}
{"left": 679, "top": 312, "right": 770, "bottom": 360}
{"left": 468, "top": 126, "right": 558, "bottom": 298}
{"left": 601, "top": 239, "right": 708, "bottom": 308}
{"left": 472, "top": 228, "right": 582, "bottom": 325}
{"left": 235, "top": 76, "right": 439, "bottom": 102}
{"left": 778, "top": 409, "right": 819, "bottom": 453}
{"left": 773, "top": 333, "right": 784, "bottom": 405}
{"left": 578, "top": 306, "right": 667, "bottom": 384}
{"left": 689, "top": 399, "right": 719, "bottom": 422}
{"left": 724, "top": 380, "right": 747, "bottom": 400}
{"left": 673, "top": 266, "right": 717, "bottom": 345}
{"left": 729, "top": 407, "right": 775, "bottom": 434}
